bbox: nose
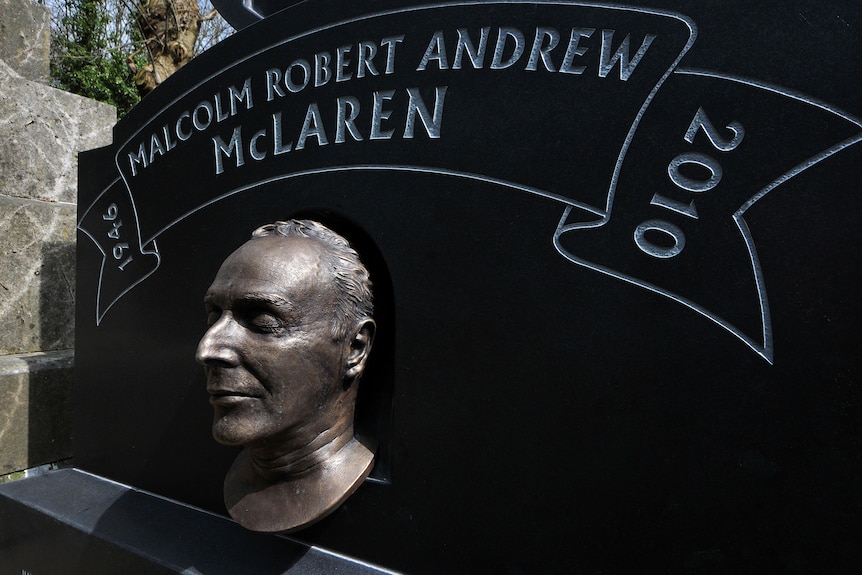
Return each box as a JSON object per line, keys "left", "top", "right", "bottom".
{"left": 195, "top": 314, "right": 241, "bottom": 367}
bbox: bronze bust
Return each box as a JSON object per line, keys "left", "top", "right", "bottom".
{"left": 196, "top": 220, "right": 376, "bottom": 533}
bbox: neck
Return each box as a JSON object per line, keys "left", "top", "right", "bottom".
{"left": 247, "top": 414, "right": 355, "bottom": 483}
{"left": 224, "top": 424, "right": 375, "bottom": 533}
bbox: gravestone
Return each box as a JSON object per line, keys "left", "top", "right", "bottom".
{"left": 2, "top": 1, "right": 861, "bottom": 573}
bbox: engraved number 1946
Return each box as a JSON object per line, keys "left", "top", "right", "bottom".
{"left": 102, "top": 203, "right": 134, "bottom": 271}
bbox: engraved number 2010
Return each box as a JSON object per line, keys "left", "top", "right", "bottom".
{"left": 634, "top": 107, "right": 745, "bottom": 258}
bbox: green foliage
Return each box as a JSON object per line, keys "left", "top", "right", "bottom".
{"left": 50, "top": 0, "right": 140, "bottom": 116}
{"left": 47, "top": 1, "right": 232, "bottom": 116}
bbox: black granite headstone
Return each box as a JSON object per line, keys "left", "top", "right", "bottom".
{"left": 2, "top": 1, "right": 860, "bottom": 573}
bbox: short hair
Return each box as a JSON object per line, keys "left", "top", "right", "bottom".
{"left": 251, "top": 220, "right": 373, "bottom": 340}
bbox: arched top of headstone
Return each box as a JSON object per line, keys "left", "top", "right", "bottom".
{"left": 210, "top": 0, "right": 307, "bottom": 30}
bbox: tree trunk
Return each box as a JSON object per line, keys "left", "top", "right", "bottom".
{"left": 127, "top": 0, "right": 216, "bottom": 96}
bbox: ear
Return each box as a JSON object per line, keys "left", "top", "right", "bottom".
{"left": 345, "top": 318, "right": 376, "bottom": 381}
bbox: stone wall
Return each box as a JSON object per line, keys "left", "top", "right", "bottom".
{"left": 0, "top": 0, "right": 116, "bottom": 475}
{"left": 0, "top": 0, "right": 50, "bottom": 84}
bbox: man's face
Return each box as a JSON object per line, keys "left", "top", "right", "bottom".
{"left": 195, "top": 235, "right": 349, "bottom": 449}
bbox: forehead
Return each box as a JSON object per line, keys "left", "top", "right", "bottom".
{"left": 207, "top": 235, "right": 334, "bottom": 303}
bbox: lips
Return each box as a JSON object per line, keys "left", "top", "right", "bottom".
{"left": 207, "top": 379, "right": 262, "bottom": 401}
{"left": 208, "top": 388, "right": 258, "bottom": 397}
{"left": 208, "top": 388, "right": 261, "bottom": 406}
{"left": 205, "top": 364, "right": 265, "bottom": 407}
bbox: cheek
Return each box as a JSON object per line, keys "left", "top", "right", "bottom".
{"left": 264, "top": 345, "right": 345, "bottom": 408}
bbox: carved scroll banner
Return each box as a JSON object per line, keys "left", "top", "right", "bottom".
{"left": 79, "top": 1, "right": 860, "bottom": 365}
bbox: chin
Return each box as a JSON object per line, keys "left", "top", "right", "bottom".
{"left": 212, "top": 416, "right": 256, "bottom": 447}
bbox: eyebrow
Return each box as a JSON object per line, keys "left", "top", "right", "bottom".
{"left": 241, "top": 293, "right": 292, "bottom": 307}
{"left": 203, "top": 292, "right": 292, "bottom": 308}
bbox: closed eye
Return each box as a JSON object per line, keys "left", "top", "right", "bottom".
{"left": 231, "top": 302, "right": 287, "bottom": 335}
{"left": 245, "top": 310, "right": 283, "bottom": 334}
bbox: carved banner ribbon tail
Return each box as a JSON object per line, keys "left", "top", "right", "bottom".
{"left": 77, "top": 179, "right": 161, "bottom": 325}
{"left": 555, "top": 70, "right": 862, "bottom": 363}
